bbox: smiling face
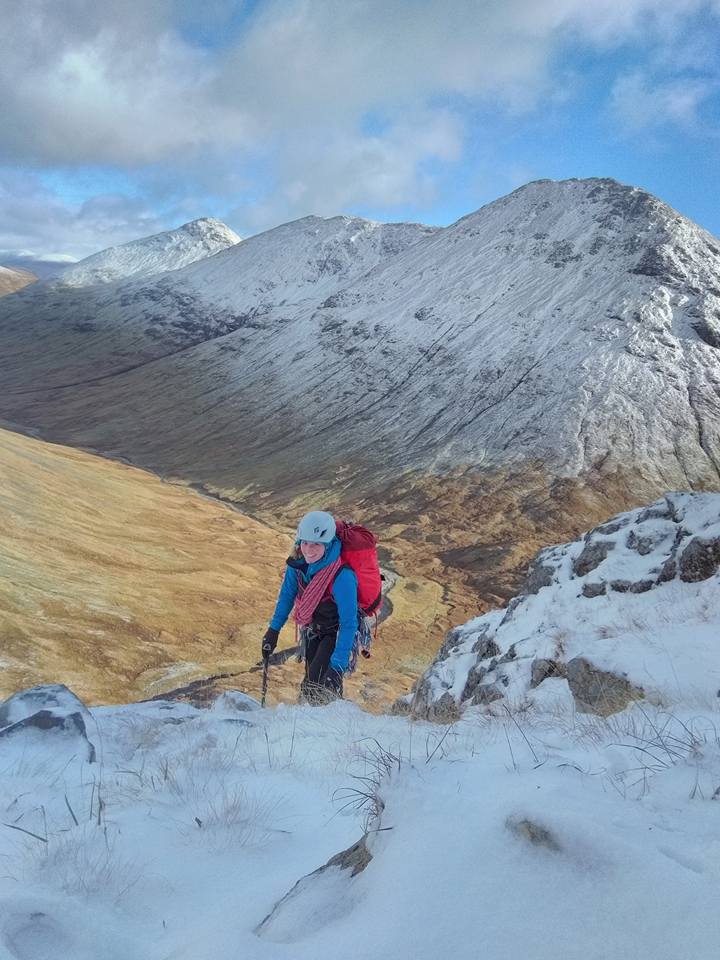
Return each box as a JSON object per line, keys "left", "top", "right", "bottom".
{"left": 300, "top": 540, "right": 326, "bottom": 564}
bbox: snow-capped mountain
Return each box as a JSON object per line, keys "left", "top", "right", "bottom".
{"left": 0, "top": 264, "right": 36, "bottom": 297}
{"left": 53, "top": 217, "right": 241, "bottom": 287}
{"left": 0, "top": 178, "right": 717, "bottom": 503}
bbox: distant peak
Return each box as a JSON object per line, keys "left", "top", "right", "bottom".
{"left": 179, "top": 218, "right": 242, "bottom": 243}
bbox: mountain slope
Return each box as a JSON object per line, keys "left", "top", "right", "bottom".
{"left": 0, "top": 425, "right": 291, "bottom": 703}
{"left": 0, "top": 426, "right": 437, "bottom": 707}
{"left": 0, "top": 178, "right": 718, "bottom": 640}
{"left": 0, "top": 264, "right": 36, "bottom": 296}
{"left": 0, "top": 179, "right": 717, "bottom": 491}
{"left": 54, "top": 217, "right": 241, "bottom": 287}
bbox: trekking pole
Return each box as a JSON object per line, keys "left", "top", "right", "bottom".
{"left": 261, "top": 652, "right": 270, "bottom": 707}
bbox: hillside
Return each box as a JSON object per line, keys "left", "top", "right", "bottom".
{"left": 0, "top": 427, "right": 444, "bottom": 707}
{"left": 0, "top": 178, "right": 718, "bottom": 646}
{"left": 0, "top": 265, "right": 36, "bottom": 297}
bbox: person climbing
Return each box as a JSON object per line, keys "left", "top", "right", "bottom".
{"left": 262, "top": 511, "right": 359, "bottom": 703}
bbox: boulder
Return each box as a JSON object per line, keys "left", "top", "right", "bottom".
{"left": 471, "top": 683, "right": 504, "bottom": 706}
{"left": 572, "top": 540, "right": 615, "bottom": 577}
{"left": 566, "top": 657, "right": 644, "bottom": 716}
{"left": 523, "top": 556, "right": 555, "bottom": 595}
{"left": 425, "top": 691, "right": 463, "bottom": 722}
{"left": 0, "top": 683, "right": 89, "bottom": 727}
{"left": 0, "top": 684, "right": 96, "bottom": 762}
{"left": 609, "top": 579, "right": 653, "bottom": 594}
{"left": 530, "top": 659, "right": 567, "bottom": 688}
{"left": 212, "top": 690, "right": 261, "bottom": 713}
{"left": 461, "top": 664, "right": 488, "bottom": 702}
{"left": 471, "top": 633, "right": 500, "bottom": 659}
{"left": 256, "top": 835, "right": 372, "bottom": 942}
{"left": 678, "top": 536, "right": 720, "bottom": 582}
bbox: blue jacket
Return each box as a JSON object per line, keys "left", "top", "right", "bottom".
{"left": 269, "top": 537, "right": 358, "bottom": 672}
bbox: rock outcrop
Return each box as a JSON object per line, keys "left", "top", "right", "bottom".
{"left": 405, "top": 493, "right": 720, "bottom": 720}
{"left": 0, "top": 684, "right": 97, "bottom": 762}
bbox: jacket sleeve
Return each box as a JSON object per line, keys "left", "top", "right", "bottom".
{"left": 330, "top": 567, "right": 358, "bottom": 672}
{"left": 269, "top": 567, "right": 299, "bottom": 631}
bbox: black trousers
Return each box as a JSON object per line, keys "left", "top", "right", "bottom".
{"left": 301, "top": 627, "right": 343, "bottom": 700}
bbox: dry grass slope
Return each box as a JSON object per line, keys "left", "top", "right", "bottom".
{"left": 0, "top": 427, "right": 294, "bottom": 703}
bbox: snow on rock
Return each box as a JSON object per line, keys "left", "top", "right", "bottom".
{"left": 54, "top": 218, "right": 241, "bottom": 287}
{"left": 256, "top": 835, "right": 372, "bottom": 943}
{"left": 211, "top": 690, "right": 262, "bottom": 713}
{"left": 0, "top": 683, "right": 96, "bottom": 762}
{"left": 408, "top": 492, "right": 720, "bottom": 720}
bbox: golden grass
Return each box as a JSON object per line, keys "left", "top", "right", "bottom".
{"left": 0, "top": 426, "right": 669, "bottom": 712}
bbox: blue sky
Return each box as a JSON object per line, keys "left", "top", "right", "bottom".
{"left": 1, "top": 0, "right": 719, "bottom": 260}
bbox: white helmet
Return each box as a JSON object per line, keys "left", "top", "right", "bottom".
{"left": 296, "top": 510, "right": 336, "bottom": 544}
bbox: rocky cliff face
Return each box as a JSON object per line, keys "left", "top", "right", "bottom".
{"left": 403, "top": 492, "right": 720, "bottom": 720}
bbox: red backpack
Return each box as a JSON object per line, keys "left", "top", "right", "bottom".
{"left": 335, "top": 519, "right": 383, "bottom": 616}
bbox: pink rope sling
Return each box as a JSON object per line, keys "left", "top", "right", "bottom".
{"left": 293, "top": 557, "right": 343, "bottom": 625}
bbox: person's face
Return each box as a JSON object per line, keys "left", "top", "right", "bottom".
{"left": 300, "top": 540, "right": 326, "bottom": 563}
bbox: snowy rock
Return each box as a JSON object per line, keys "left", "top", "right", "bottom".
{"left": 212, "top": 690, "right": 262, "bottom": 713}
{"left": 530, "top": 658, "right": 567, "bottom": 688}
{"left": 572, "top": 540, "right": 616, "bottom": 577}
{"left": 0, "top": 684, "right": 96, "bottom": 762}
{"left": 678, "top": 535, "right": 720, "bottom": 582}
{"left": 566, "top": 657, "right": 644, "bottom": 716}
{"left": 255, "top": 835, "right": 372, "bottom": 942}
{"left": 411, "top": 493, "right": 720, "bottom": 719}
{"left": 0, "top": 683, "right": 90, "bottom": 727}
{"left": 524, "top": 555, "right": 556, "bottom": 595}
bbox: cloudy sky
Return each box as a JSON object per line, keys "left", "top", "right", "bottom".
{"left": 2, "top": 0, "right": 719, "bottom": 262}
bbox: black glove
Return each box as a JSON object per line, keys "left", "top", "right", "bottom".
{"left": 262, "top": 627, "right": 279, "bottom": 658}
{"left": 322, "top": 666, "right": 343, "bottom": 693}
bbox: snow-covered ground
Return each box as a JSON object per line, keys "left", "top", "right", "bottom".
{"left": 1, "top": 674, "right": 719, "bottom": 959}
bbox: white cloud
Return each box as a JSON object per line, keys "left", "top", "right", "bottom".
{"left": 1, "top": 0, "right": 718, "bottom": 254}
{"left": 235, "top": 109, "right": 465, "bottom": 230}
{"left": 3, "top": 0, "right": 713, "bottom": 166}
{"left": 0, "top": 170, "right": 181, "bottom": 260}
{"left": 610, "top": 70, "right": 717, "bottom": 133}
